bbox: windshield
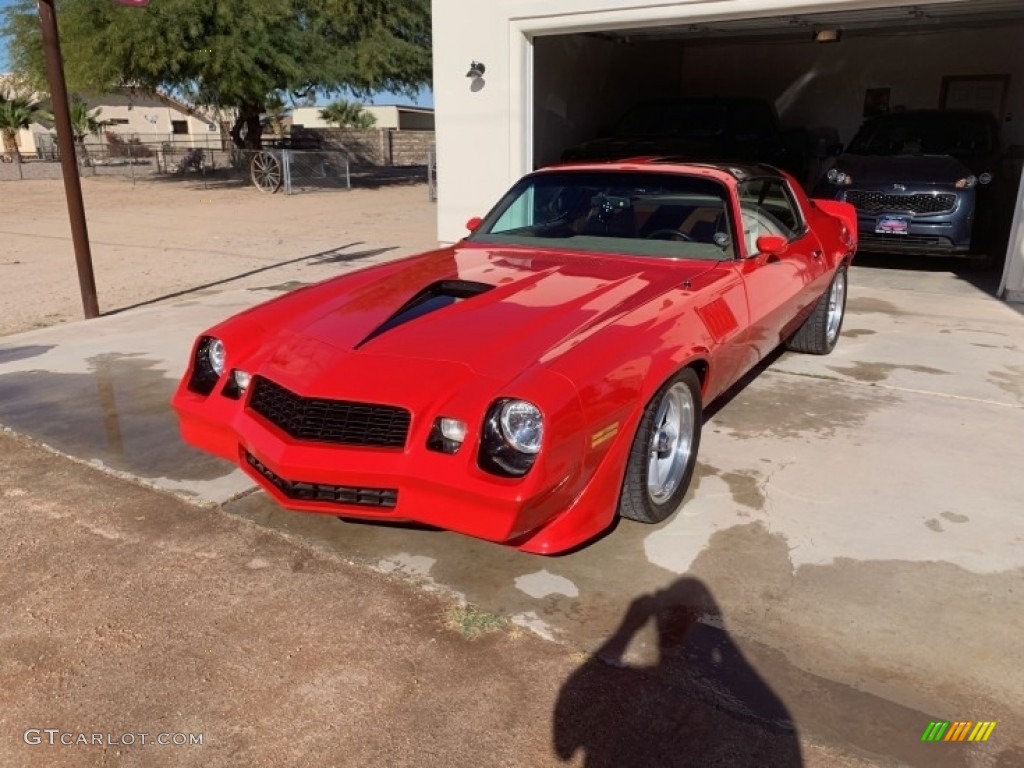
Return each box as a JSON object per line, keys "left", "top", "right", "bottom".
{"left": 847, "top": 113, "right": 995, "bottom": 156}
{"left": 468, "top": 171, "right": 735, "bottom": 261}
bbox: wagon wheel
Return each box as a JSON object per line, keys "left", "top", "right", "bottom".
{"left": 250, "top": 150, "right": 282, "bottom": 193}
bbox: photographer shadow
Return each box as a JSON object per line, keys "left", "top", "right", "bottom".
{"left": 553, "top": 577, "right": 803, "bottom": 768}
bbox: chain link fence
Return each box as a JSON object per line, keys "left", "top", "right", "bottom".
{"left": 2, "top": 134, "right": 433, "bottom": 195}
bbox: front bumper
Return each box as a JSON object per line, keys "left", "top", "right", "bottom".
{"left": 171, "top": 369, "right": 601, "bottom": 552}
{"left": 830, "top": 186, "right": 975, "bottom": 256}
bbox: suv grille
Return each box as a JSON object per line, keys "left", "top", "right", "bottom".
{"left": 248, "top": 376, "right": 410, "bottom": 448}
{"left": 846, "top": 190, "right": 957, "bottom": 215}
{"left": 245, "top": 451, "right": 398, "bottom": 508}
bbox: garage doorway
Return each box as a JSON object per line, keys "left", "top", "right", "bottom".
{"left": 530, "top": 1, "right": 1024, "bottom": 292}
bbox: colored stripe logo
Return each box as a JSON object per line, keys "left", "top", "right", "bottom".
{"left": 921, "top": 721, "right": 996, "bottom": 742}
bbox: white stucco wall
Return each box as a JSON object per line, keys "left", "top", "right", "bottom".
{"left": 292, "top": 105, "right": 400, "bottom": 129}
{"left": 432, "top": 0, "right": 1024, "bottom": 298}
{"left": 291, "top": 106, "right": 432, "bottom": 131}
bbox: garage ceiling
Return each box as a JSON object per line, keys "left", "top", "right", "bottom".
{"left": 592, "top": 1, "right": 1024, "bottom": 44}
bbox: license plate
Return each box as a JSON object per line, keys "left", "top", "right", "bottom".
{"left": 875, "top": 215, "right": 910, "bottom": 236}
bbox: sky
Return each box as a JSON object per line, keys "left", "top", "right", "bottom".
{"left": 0, "top": 0, "right": 11, "bottom": 71}
{"left": 0, "top": 0, "right": 433, "bottom": 108}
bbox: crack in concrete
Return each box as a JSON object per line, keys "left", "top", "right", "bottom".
{"left": 768, "top": 369, "right": 1024, "bottom": 409}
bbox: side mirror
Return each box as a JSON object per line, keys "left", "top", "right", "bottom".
{"left": 465, "top": 216, "right": 483, "bottom": 233}
{"left": 755, "top": 235, "right": 788, "bottom": 256}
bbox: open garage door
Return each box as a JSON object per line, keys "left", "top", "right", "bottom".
{"left": 532, "top": 0, "right": 1024, "bottom": 291}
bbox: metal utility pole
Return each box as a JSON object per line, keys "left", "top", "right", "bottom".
{"left": 37, "top": 0, "right": 99, "bottom": 318}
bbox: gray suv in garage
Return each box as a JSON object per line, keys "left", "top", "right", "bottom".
{"left": 813, "top": 109, "right": 1004, "bottom": 259}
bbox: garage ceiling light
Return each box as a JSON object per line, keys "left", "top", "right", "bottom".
{"left": 813, "top": 28, "right": 842, "bottom": 43}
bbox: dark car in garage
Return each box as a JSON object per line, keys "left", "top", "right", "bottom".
{"left": 560, "top": 97, "right": 809, "bottom": 180}
{"left": 813, "top": 109, "right": 1004, "bottom": 259}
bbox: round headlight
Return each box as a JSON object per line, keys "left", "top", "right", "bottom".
{"left": 499, "top": 400, "right": 543, "bottom": 454}
{"left": 826, "top": 167, "right": 850, "bottom": 186}
{"left": 208, "top": 338, "right": 226, "bottom": 376}
{"left": 955, "top": 175, "right": 978, "bottom": 189}
{"left": 979, "top": 172, "right": 994, "bottom": 186}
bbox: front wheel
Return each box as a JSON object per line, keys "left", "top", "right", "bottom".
{"left": 618, "top": 368, "right": 703, "bottom": 524}
{"left": 786, "top": 265, "right": 848, "bottom": 355}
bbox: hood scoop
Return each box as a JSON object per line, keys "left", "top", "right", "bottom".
{"left": 355, "top": 279, "right": 495, "bottom": 349}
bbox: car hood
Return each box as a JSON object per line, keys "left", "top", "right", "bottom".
{"left": 836, "top": 153, "right": 975, "bottom": 186}
{"left": 239, "top": 245, "right": 717, "bottom": 383}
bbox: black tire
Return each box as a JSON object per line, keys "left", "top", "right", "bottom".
{"left": 786, "top": 265, "right": 848, "bottom": 355}
{"left": 618, "top": 368, "right": 703, "bottom": 524}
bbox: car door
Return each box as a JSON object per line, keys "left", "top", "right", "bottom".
{"left": 734, "top": 177, "right": 827, "bottom": 360}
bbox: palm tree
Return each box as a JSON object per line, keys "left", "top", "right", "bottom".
{"left": 318, "top": 100, "right": 377, "bottom": 130}
{"left": 0, "top": 94, "right": 50, "bottom": 165}
{"left": 262, "top": 92, "right": 291, "bottom": 138}
{"left": 68, "top": 100, "right": 108, "bottom": 166}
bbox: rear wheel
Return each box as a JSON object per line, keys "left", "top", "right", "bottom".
{"left": 786, "top": 265, "right": 847, "bottom": 355}
{"left": 618, "top": 368, "right": 703, "bottom": 524}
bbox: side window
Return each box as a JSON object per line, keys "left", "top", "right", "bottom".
{"left": 737, "top": 178, "right": 804, "bottom": 254}
{"left": 759, "top": 181, "right": 801, "bottom": 236}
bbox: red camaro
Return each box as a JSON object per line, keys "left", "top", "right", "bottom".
{"left": 172, "top": 160, "right": 856, "bottom": 554}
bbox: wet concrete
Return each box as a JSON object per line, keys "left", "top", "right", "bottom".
{"left": 1, "top": 264, "right": 1023, "bottom": 763}
{"left": 0, "top": 354, "right": 228, "bottom": 482}
{"left": 826, "top": 361, "right": 950, "bottom": 384}
{"left": 0, "top": 344, "right": 54, "bottom": 364}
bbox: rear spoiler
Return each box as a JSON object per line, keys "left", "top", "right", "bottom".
{"left": 813, "top": 198, "right": 858, "bottom": 252}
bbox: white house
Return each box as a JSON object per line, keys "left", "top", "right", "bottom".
{"left": 431, "top": 0, "right": 1024, "bottom": 302}
{"left": 79, "top": 88, "right": 221, "bottom": 147}
{"left": 1, "top": 79, "right": 222, "bottom": 156}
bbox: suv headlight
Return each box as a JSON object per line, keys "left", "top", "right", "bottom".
{"left": 478, "top": 399, "right": 544, "bottom": 477}
{"left": 827, "top": 167, "right": 852, "bottom": 186}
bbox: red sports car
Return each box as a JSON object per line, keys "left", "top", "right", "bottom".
{"left": 172, "top": 159, "right": 856, "bottom": 554}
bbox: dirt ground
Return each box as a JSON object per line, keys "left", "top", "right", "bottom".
{"left": 0, "top": 177, "right": 439, "bottom": 337}
{"left": 0, "top": 431, "right": 878, "bottom": 767}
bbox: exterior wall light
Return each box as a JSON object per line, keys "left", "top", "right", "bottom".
{"left": 466, "top": 61, "right": 486, "bottom": 79}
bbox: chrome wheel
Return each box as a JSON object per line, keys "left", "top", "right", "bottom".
{"left": 826, "top": 269, "right": 847, "bottom": 345}
{"left": 646, "top": 382, "right": 695, "bottom": 504}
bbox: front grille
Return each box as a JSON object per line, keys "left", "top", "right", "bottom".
{"left": 846, "top": 190, "right": 957, "bottom": 215}
{"left": 245, "top": 451, "right": 398, "bottom": 508}
{"left": 859, "top": 233, "right": 957, "bottom": 252}
{"left": 248, "top": 376, "right": 410, "bottom": 448}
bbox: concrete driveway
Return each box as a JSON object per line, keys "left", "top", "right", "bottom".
{"left": 1, "top": 256, "right": 1022, "bottom": 765}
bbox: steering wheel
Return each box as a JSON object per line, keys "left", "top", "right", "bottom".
{"left": 644, "top": 229, "right": 694, "bottom": 242}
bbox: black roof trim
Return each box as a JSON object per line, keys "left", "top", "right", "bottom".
{"left": 647, "top": 158, "right": 784, "bottom": 178}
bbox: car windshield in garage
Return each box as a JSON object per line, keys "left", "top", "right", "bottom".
{"left": 470, "top": 170, "right": 735, "bottom": 260}
{"left": 847, "top": 112, "right": 996, "bottom": 157}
